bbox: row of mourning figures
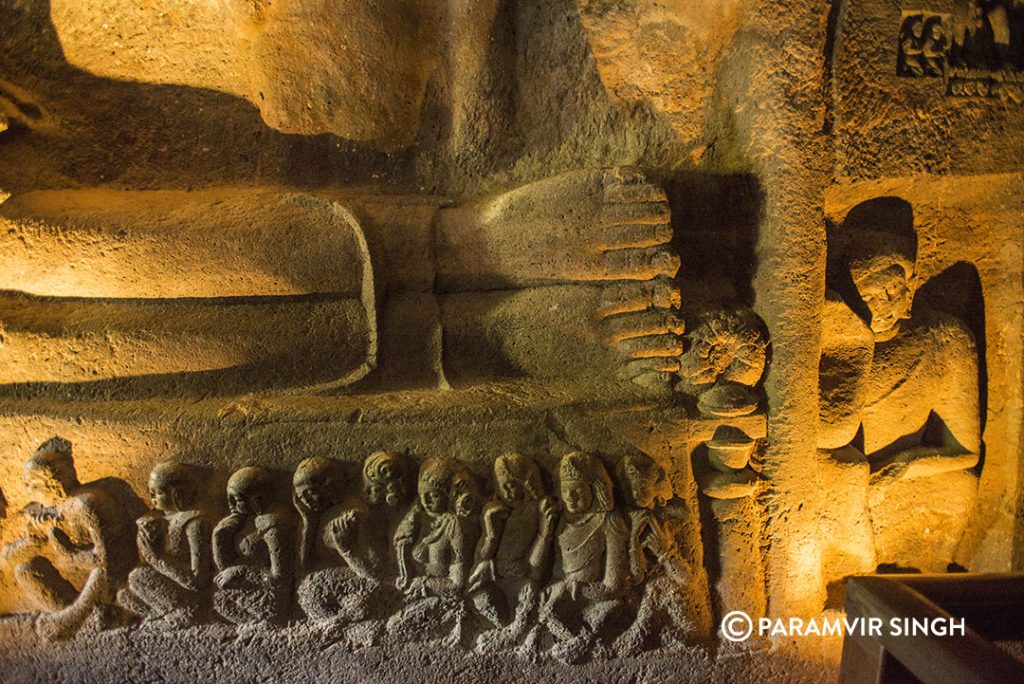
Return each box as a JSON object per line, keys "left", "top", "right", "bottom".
{"left": 0, "top": 437, "right": 697, "bottom": 662}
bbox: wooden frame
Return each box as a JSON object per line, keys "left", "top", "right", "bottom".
{"left": 840, "top": 574, "right": 1024, "bottom": 684}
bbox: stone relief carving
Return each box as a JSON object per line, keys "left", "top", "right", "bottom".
{"left": 539, "top": 452, "right": 628, "bottom": 663}
{"left": 212, "top": 467, "right": 296, "bottom": 625}
{"left": 118, "top": 462, "right": 213, "bottom": 625}
{"left": 694, "top": 425, "right": 767, "bottom": 627}
{"left": 470, "top": 453, "right": 557, "bottom": 650}
{"left": 677, "top": 308, "right": 768, "bottom": 417}
{"left": 0, "top": 437, "right": 143, "bottom": 639}
{"left": 293, "top": 457, "right": 379, "bottom": 624}
{"left": 614, "top": 453, "right": 693, "bottom": 655}
{"left": 896, "top": 4, "right": 1024, "bottom": 100}
{"left": 388, "top": 457, "right": 481, "bottom": 644}
{"left": 821, "top": 199, "right": 983, "bottom": 570}
{"left": 0, "top": 167, "right": 688, "bottom": 396}
{"left": 898, "top": 13, "right": 950, "bottom": 77}
{"left": 0, "top": 437, "right": 720, "bottom": 661}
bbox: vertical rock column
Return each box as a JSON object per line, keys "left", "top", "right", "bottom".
{"left": 717, "top": 0, "right": 835, "bottom": 617}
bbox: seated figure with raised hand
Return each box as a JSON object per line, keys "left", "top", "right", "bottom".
{"left": 118, "top": 462, "right": 212, "bottom": 625}
{"left": 212, "top": 467, "right": 295, "bottom": 625}
{"left": 470, "top": 453, "right": 558, "bottom": 650}
{"left": 389, "top": 457, "right": 479, "bottom": 643}
{"left": 540, "top": 452, "right": 629, "bottom": 663}
{"left": 614, "top": 453, "right": 694, "bottom": 654}
{"left": 292, "top": 457, "right": 379, "bottom": 624}
{"left": 819, "top": 199, "right": 985, "bottom": 570}
{"left": 0, "top": 437, "right": 141, "bottom": 639}
{"left": 845, "top": 230, "right": 980, "bottom": 480}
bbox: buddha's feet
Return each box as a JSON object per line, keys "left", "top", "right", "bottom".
{"left": 437, "top": 167, "right": 684, "bottom": 389}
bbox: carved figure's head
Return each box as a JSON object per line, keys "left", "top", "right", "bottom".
{"left": 24, "top": 437, "right": 79, "bottom": 506}
{"left": 558, "top": 452, "right": 614, "bottom": 515}
{"left": 615, "top": 453, "right": 671, "bottom": 510}
{"left": 848, "top": 230, "right": 916, "bottom": 339}
{"left": 226, "top": 466, "right": 273, "bottom": 516}
{"left": 910, "top": 17, "right": 924, "bottom": 39}
{"left": 293, "top": 457, "right": 343, "bottom": 514}
{"left": 363, "top": 451, "right": 408, "bottom": 508}
{"left": 679, "top": 308, "right": 767, "bottom": 388}
{"left": 149, "top": 462, "right": 197, "bottom": 513}
{"left": 417, "top": 458, "right": 452, "bottom": 515}
{"left": 494, "top": 453, "right": 545, "bottom": 506}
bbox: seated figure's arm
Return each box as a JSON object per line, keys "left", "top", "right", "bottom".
{"left": 393, "top": 507, "right": 419, "bottom": 588}
{"left": 528, "top": 497, "right": 558, "bottom": 584}
{"left": 651, "top": 514, "right": 690, "bottom": 582}
{"left": 326, "top": 510, "right": 377, "bottom": 580}
{"left": 602, "top": 513, "right": 629, "bottom": 596}
{"left": 475, "top": 501, "right": 504, "bottom": 563}
{"left": 1, "top": 533, "right": 44, "bottom": 564}
{"left": 212, "top": 514, "right": 243, "bottom": 571}
{"left": 262, "top": 515, "right": 294, "bottom": 585}
{"left": 873, "top": 318, "right": 981, "bottom": 481}
{"left": 872, "top": 446, "right": 979, "bottom": 483}
{"left": 445, "top": 522, "right": 470, "bottom": 593}
{"left": 184, "top": 517, "right": 213, "bottom": 591}
{"left": 53, "top": 495, "right": 113, "bottom": 571}
{"left": 149, "top": 516, "right": 211, "bottom": 592}
{"left": 467, "top": 502, "right": 505, "bottom": 592}
{"left": 1, "top": 506, "right": 51, "bottom": 563}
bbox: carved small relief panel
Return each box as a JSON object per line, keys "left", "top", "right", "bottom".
{"left": 896, "top": 3, "right": 1024, "bottom": 100}
{"left": 0, "top": 437, "right": 718, "bottom": 664}
{"left": 897, "top": 12, "right": 950, "bottom": 77}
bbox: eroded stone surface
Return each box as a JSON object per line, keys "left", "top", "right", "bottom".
{"left": 0, "top": 0, "right": 1020, "bottom": 679}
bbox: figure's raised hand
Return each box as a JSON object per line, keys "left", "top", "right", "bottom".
{"left": 538, "top": 496, "right": 559, "bottom": 535}
{"left": 467, "top": 559, "right": 495, "bottom": 593}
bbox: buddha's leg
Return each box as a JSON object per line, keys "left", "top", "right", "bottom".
{"left": 0, "top": 188, "right": 374, "bottom": 389}
{"left": 14, "top": 556, "right": 78, "bottom": 612}
{"left": 437, "top": 168, "right": 683, "bottom": 387}
{"left": 0, "top": 291, "right": 369, "bottom": 386}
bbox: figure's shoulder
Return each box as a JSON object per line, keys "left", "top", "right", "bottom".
{"left": 86, "top": 477, "right": 148, "bottom": 519}
{"left": 256, "top": 506, "right": 295, "bottom": 534}
{"left": 605, "top": 509, "right": 629, "bottom": 538}
{"left": 394, "top": 505, "right": 422, "bottom": 534}
{"left": 71, "top": 485, "right": 111, "bottom": 514}
{"left": 178, "top": 509, "right": 211, "bottom": 529}
{"left": 910, "top": 308, "right": 976, "bottom": 351}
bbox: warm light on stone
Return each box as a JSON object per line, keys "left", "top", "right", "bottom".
{"left": 0, "top": 0, "right": 1020, "bottom": 681}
